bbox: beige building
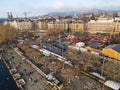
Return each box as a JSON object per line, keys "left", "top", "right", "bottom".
{"left": 87, "top": 18, "right": 120, "bottom": 34}
{"left": 70, "top": 22, "right": 85, "bottom": 33}
{"left": 87, "top": 18, "right": 115, "bottom": 34}
{"left": 8, "top": 20, "right": 33, "bottom": 30}
{"left": 48, "top": 21, "right": 68, "bottom": 31}
{"left": 54, "top": 21, "right": 68, "bottom": 31}
{"left": 37, "top": 17, "right": 86, "bottom": 33}
{"left": 47, "top": 21, "right": 55, "bottom": 31}
{"left": 47, "top": 19, "right": 85, "bottom": 33}
{"left": 114, "top": 22, "right": 120, "bottom": 34}
{"left": 38, "top": 20, "right": 48, "bottom": 30}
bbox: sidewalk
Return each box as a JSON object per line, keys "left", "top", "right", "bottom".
{"left": 4, "top": 48, "right": 51, "bottom": 90}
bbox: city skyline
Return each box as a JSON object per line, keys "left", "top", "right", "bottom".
{"left": 0, "top": 0, "right": 120, "bottom": 18}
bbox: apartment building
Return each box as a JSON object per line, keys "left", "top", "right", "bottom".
{"left": 7, "top": 20, "right": 33, "bottom": 30}
{"left": 37, "top": 20, "right": 48, "bottom": 30}
{"left": 6, "top": 16, "right": 120, "bottom": 35}
{"left": 114, "top": 22, "right": 120, "bottom": 34}
{"left": 87, "top": 18, "right": 115, "bottom": 34}
{"left": 70, "top": 22, "right": 85, "bottom": 33}
{"left": 48, "top": 21, "right": 68, "bottom": 32}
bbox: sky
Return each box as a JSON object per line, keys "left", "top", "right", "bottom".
{"left": 0, "top": 0, "right": 120, "bottom": 18}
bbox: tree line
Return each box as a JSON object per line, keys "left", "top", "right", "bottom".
{"left": 0, "top": 23, "right": 16, "bottom": 43}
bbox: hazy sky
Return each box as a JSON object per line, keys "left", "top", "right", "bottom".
{"left": 0, "top": 0, "right": 120, "bottom": 18}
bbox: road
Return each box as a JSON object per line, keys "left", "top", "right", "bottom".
{"left": 2, "top": 46, "right": 51, "bottom": 90}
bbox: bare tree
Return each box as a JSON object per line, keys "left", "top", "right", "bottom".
{"left": 0, "top": 23, "right": 16, "bottom": 43}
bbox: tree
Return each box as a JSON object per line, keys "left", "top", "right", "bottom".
{"left": 61, "top": 68, "right": 75, "bottom": 83}
{"left": 47, "top": 61, "right": 62, "bottom": 74}
{"left": 103, "top": 61, "right": 120, "bottom": 81}
{"left": 74, "top": 64, "right": 81, "bottom": 78}
{"left": 0, "top": 23, "right": 16, "bottom": 43}
{"left": 67, "top": 49, "right": 100, "bottom": 73}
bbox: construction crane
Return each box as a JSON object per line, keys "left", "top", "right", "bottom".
{"left": 23, "top": 12, "right": 31, "bottom": 18}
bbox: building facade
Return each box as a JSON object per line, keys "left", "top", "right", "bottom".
{"left": 70, "top": 22, "right": 85, "bottom": 33}
{"left": 114, "top": 22, "right": 120, "bottom": 34}
{"left": 5, "top": 16, "right": 120, "bottom": 34}
{"left": 87, "top": 18, "right": 120, "bottom": 34}
{"left": 38, "top": 20, "right": 48, "bottom": 30}
{"left": 48, "top": 21, "right": 68, "bottom": 32}
{"left": 87, "top": 19, "right": 115, "bottom": 34}
{"left": 8, "top": 20, "right": 33, "bottom": 30}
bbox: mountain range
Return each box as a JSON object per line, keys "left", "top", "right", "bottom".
{"left": 45, "top": 9, "right": 120, "bottom": 16}
{"left": 0, "top": 9, "right": 120, "bottom": 21}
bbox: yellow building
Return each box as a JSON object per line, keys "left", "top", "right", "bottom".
{"left": 70, "top": 22, "right": 85, "bottom": 33}
{"left": 102, "top": 44, "right": 120, "bottom": 60}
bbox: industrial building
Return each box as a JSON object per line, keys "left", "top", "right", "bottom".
{"left": 102, "top": 44, "right": 120, "bottom": 60}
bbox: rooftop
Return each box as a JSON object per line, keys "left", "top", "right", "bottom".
{"left": 89, "top": 43, "right": 101, "bottom": 48}
{"left": 106, "top": 44, "right": 120, "bottom": 53}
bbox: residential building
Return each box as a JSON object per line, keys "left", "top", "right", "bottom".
{"left": 80, "top": 13, "right": 95, "bottom": 22}
{"left": 114, "top": 22, "right": 120, "bottom": 34}
{"left": 87, "top": 18, "right": 115, "bottom": 34}
{"left": 37, "top": 17, "right": 57, "bottom": 30}
{"left": 37, "top": 20, "right": 48, "bottom": 30}
{"left": 8, "top": 20, "right": 33, "bottom": 30}
{"left": 48, "top": 21, "right": 68, "bottom": 31}
{"left": 47, "top": 21, "right": 55, "bottom": 31}
{"left": 70, "top": 22, "right": 85, "bottom": 33}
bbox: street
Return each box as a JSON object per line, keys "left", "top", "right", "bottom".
{"left": 2, "top": 45, "right": 51, "bottom": 90}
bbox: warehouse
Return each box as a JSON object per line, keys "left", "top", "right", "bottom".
{"left": 102, "top": 44, "right": 120, "bottom": 60}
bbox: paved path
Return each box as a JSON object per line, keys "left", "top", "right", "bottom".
{"left": 3, "top": 47, "right": 51, "bottom": 90}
